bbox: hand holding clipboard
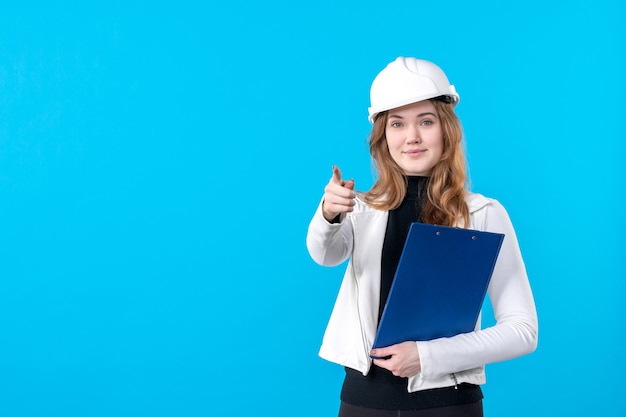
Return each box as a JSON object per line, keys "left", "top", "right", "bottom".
{"left": 371, "top": 223, "right": 504, "bottom": 356}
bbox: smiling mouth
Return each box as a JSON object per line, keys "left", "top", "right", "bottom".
{"left": 404, "top": 149, "right": 426, "bottom": 156}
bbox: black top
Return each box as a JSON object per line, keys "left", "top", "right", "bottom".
{"left": 379, "top": 176, "right": 429, "bottom": 321}
{"left": 340, "top": 176, "right": 483, "bottom": 410}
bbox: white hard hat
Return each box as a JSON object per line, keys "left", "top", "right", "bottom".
{"left": 368, "top": 57, "right": 460, "bottom": 123}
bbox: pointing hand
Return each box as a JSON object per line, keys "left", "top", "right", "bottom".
{"left": 322, "top": 165, "right": 356, "bottom": 222}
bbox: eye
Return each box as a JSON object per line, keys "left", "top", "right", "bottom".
{"left": 421, "top": 120, "right": 433, "bottom": 126}
{"left": 389, "top": 121, "right": 403, "bottom": 128}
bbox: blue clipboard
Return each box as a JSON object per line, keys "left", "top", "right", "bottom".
{"left": 371, "top": 223, "right": 504, "bottom": 353}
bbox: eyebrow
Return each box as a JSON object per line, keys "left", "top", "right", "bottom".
{"left": 388, "top": 112, "right": 438, "bottom": 119}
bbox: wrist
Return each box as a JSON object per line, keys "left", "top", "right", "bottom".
{"left": 322, "top": 211, "right": 341, "bottom": 223}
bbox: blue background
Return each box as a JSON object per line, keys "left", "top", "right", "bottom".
{"left": 1, "top": 1, "right": 624, "bottom": 416}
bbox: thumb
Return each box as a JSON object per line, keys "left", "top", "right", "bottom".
{"left": 370, "top": 346, "right": 392, "bottom": 360}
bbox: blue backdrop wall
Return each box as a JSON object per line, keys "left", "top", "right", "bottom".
{"left": 1, "top": 1, "right": 624, "bottom": 416}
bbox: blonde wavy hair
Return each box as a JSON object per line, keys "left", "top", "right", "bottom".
{"left": 363, "top": 99, "right": 470, "bottom": 227}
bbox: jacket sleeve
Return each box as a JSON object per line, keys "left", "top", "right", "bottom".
{"left": 415, "top": 199, "right": 538, "bottom": 379}
{"left": 306, "top": 199, "right": 354, "bottom": 267}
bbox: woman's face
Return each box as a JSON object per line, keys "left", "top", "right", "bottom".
{"left": 385, "top": 100, "right": 443, "bottom": 176}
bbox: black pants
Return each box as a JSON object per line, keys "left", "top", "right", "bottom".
{"left": 338, "top": 400, "right": 483, "bottom": 417}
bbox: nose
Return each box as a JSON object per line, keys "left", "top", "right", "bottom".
{"left": 406, "top": 123, "right": 421, "bottom": 144}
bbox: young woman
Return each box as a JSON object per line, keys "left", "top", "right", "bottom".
{"left": 306, "top": 57, "right": 538, "bottom": 417}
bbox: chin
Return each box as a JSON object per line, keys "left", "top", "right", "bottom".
{"left": 403, "top": 168, "right": 432, "bottom": 176}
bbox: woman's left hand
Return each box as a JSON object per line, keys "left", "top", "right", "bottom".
{"left": 371, "top": 341, "right": 421, "bottom": 378}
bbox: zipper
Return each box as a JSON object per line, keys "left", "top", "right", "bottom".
{"left": 351, "top": 216, "right": 371, "bottom": 363}
{"left": 354, "top": 275, "right": 370, "bottom": 362}
{"left": 450, "top": 373, "right": 459, "bottom": 389}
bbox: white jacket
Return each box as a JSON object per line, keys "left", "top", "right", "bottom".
{"left": 306, "top": 191, "right": 538, "bottom": 393}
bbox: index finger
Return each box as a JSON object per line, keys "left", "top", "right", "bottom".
{"left": 332, "top": 165, "right": 343, "bottom": 184}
